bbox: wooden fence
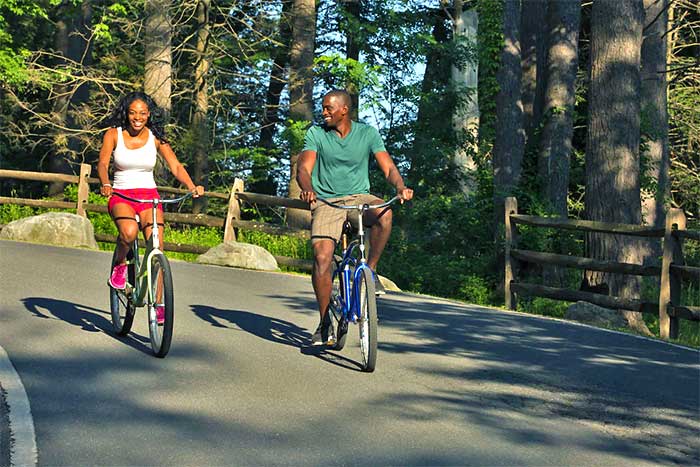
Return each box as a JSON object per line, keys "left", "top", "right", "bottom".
{"left": 504, "top": 196, "right": 700, "bottom": 340}
{"left": 0, "top": 164, "right": 313, "bottom": 271}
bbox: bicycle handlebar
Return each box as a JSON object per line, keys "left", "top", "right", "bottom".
{"left": 111, "top": 191, "right": 193, "bottom": 205}
{"left": 317, "top": 195, "right": 401, "bottom": 211}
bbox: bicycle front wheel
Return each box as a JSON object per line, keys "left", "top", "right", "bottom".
{"left": 109, "top": 247, "right": 135, "bottom": 336}
{"left": 148, "top": 253, "right": 174, "bottom": 358}
{"left": 357, "top": 268, "right": 378, "bottom": 372}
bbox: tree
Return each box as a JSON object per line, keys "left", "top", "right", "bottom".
{"left": 538, "top": 0, "right": 580, "bottom": 217}
{"left": 520, "top": 0, "right": 547, "bottom": 146}
{"left": 640, "top": 0, "right": 670, "bottom": 263}
{"left": 451, "top": 0, "right": 479, "bottom": 195}
{"left": 339, "top": 0, "right": 361, "bottom": 120}
{"left": 492, "top": 0, "right": 524, "bottom": 226}
{"left": 191, "top": 0, "right": 211, "bottom": 213}
{"left": 287, "top": 0, "right": 316, "bottom": 227}
{"left": 584, "top": 0, "right": 650, "bottom": 335}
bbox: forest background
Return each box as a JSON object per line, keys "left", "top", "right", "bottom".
{"left": 0, "top": 0, "right": 698, "bottom": 340}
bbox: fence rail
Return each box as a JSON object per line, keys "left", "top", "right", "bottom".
{"left": 505, "top": 197, "right": 700, "bottom": 341}
{"left": 0, "top": 165, "right": 313, "bottom": 271}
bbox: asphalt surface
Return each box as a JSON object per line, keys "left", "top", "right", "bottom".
{"left": 0, "top": 239, "right": 698, "bottom": 466}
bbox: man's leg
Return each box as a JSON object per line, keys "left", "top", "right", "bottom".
{"left": 312, "top": 239, "right": 335, "bottom": 320}
{"left": 365, "top": 205, "right": 393, "bottom": 271}
{"left": 311, "top": 238, "right": 337, "bottom": 345}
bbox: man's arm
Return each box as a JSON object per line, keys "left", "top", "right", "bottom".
{"left": 375, "top": 151, "right": 414, "bottom": 202}
{"left": 297, "top": 149, "right": 317, "bottom": 203}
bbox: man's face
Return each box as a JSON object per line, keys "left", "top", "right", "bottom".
{"left": 321, "top": 95, "right": 347, "bottom": 128}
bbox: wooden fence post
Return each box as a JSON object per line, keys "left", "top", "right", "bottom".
{"left": 76, "top": 163, "right": 91, "bottom": 217}
{"left": 505, "top": 196, "right": 518, "bottom": 310}
{"left": 223, "top": 178, "right": 244, "bottom": 242}
{"left": 659, "top": 208, "right": 686, "bottom": 339}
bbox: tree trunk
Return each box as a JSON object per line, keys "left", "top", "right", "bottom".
{"left": 144, "top": 0, "right": 173, "bottom": 187}
{"left": 287, "top": 0, "right": 316, "bottom": 228}
{"left": 492, "top": 0, "right": 525, "bottom": 228}
{"left": 258, "top": 0, "right": 292, "bottom": 150}
{"left": 191, "top": 0, "right": 211, "bottom": 214}
{"left": 342, "top": 0, "right": 360, "bottom": 121}
{"left": 520, "top": 0, "right": 548, "bottom": 146}
{"left": 144, "top": 0, "right": 172, "bottom": 116}
{"left": 255, "top": 0, "right": 293, "bottom": 195}
{"left": 640, "top": 0, "right": 670, "bottom": 265}
{"left": 538, "top": 0, "right": 580, "bottom": 217}
{"left": 48, "top": 1, "right": 93, "bottom": 195}
{"left": 451, "top": 0, "right": 479, "bottom": 196}
{"left": 585, "top": 0, "right": 651, "bottom": 335}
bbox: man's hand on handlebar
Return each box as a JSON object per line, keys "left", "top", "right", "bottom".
{"left": 300, "top": 189, "right": 316, "bottom": 204}
{"left": 397, "top": 186, "right": 414, "bottom": 204}
{"left": 191, "top": 185, "right": 205, "bottom": 198}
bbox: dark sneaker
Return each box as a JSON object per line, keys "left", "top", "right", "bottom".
{"left": 374, "top": 277, "right": 386, "bottom": 295}
{"left": 311, "top": 314, "right": 336, "bottom": 346}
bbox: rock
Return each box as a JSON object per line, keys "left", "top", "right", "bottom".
{"left": 0, "top": 212, "right": 98, "bottom": 249}
{"left": 565, "top": 301, "right": 628, "bottom": 329}
{"left": 197, "top": 241, "right": 278, "bottom": 271}
{"left": 377, "top": 275, "right": 401, "bottom": 292}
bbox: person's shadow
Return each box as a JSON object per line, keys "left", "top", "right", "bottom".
{"left": 22, "top": 297, "right": 151, "bottom": 354}
{"left": 191, "top": 304, "right": 365, "bottom": 371}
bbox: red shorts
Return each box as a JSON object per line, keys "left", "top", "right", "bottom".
{"left": 108, "top": 188, "right": 163, "bottom": 214}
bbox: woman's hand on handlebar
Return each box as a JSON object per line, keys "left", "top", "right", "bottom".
{"left": 300, "top": 189, "right": 316, "bottom": 204}
{"left": 190, "top": 185, "right": 205, "bottom": 198}
{"left": 101, "top": 184, "right": 113, "bottom": 197}
{"left": 397, "top": 186, "right": 414, "bottom": 203}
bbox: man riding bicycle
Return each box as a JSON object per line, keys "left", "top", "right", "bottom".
{"left": 297, "top": 89, "right": 414, "bottom": 346}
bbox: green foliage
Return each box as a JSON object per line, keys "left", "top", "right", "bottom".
{"left": 314, "top": 54, "right": 381, "bottom": 94}
{"left": 238, "top": 230, "right": 312, "bottom": 261}
{"left": 281, "top": 119, "right": 311, "bottom": 155}
{"left": 518, "top": 297, "right": 570, "bottom": 319}
{"left": 476, "top": 0, "right": 503, "bottom": 156}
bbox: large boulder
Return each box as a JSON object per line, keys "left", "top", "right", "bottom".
{"left": 377, "top": 275, "right": 401, "bottom": 293}
{"left": 565, "top": 301, "right": 628, "bottom": 329}
{"left": 0, "top": 212, "right": 98, "bottom": 249}
{"left": 197, "top": 241, "right": 278, "bottom": 271}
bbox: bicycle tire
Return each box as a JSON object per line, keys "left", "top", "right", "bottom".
{"left": 109, "top": 247, "right": 135, "bottom": 336}
{"left": 148, "top": 253, "right": 174, "bottom": 358}
{"left": 357, "top": 268, "right": 378, "bottom": 372}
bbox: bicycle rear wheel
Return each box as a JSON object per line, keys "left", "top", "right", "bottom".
{"left": 109, "top": 247, "right": 135, "bottom": 335}
{"left": 357, "top": 268, "right": 378, "bottom": 372}
{"left": 148, "top": 253, "right": 174, "bottom": 358}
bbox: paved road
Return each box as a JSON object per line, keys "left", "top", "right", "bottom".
{"left": 0, "top": 239, "right": 698, "bottom": 466}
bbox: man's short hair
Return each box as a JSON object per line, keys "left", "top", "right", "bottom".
{"left": 324, "top": 89, "right": 352, "bottom": 111}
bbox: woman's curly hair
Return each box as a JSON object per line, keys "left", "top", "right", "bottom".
{"left": 105, "top": 91, "right": 169, "bottom": 144}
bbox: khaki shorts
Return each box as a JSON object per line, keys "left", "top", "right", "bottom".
{"left": 310, "top": 194, "right": 383, "bottom": 244}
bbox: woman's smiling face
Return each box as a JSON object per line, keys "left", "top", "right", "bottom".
{"left": 127, "top": 99, "right": 150, "bottom": 132}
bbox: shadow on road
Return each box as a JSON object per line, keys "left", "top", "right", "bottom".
{"left": 191, "top": 304, "right": 366, "bottom": 371}
{"left": 21, "top": 297, "right": 152, "bottom": 355}
{"left": 191, "top": 304, "right": 308, "bottom": 349}
{"left": 367, "top": 295, "right": 700, "bottom": 465}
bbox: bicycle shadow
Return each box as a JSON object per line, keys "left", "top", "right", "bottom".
{"left": 21, "top": 297, "right": 152, "bottom": 355}
{"left": 190, "top": 304, "right": 365, "bottom": 371}
{"left": 191, "top": 304, "right": 309, "bottom": 349}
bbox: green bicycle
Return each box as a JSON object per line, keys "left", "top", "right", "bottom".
{"left": 108, "top": 191, "right": 191, "bottom": 358}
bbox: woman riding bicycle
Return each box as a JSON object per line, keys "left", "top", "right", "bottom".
{"left": 97, "top": 92, "right": 204, "bottom": 303}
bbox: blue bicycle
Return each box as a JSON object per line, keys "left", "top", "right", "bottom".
{"left": 321, "top": 196, "right": 400, "bottom": 372}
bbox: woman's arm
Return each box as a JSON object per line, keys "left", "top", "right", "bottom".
{"left": 156, "top": 140, "right": 204, "bottom": 196}
{"left": 97, "top": 128, "right": 117, "bottom": 197}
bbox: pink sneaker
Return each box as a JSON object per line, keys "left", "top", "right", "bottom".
{"left": 156, "top": 305, "right": 165, "bottom": 324}
{"left": 109, "top": 263, "right": 128, "bottom": 289}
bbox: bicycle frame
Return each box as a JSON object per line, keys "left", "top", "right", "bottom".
{"left": 325, "top": 196, "right": 400, "bottom": 322}
{"left": 112, "top": 191, "right": 191, "bottom": 309}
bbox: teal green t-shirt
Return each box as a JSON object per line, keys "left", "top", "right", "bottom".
{"left": 302, "top": 121, "right": 386, "bottom": 199}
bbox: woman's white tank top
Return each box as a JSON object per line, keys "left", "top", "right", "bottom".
{"left": 112, "top": 127, "right": 158, "bottom": 189}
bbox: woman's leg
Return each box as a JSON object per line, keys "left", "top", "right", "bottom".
{"left": 110, "top": 203, "right": 139, "bottom": 264}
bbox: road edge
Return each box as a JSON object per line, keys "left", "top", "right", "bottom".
{"left": 0, "top": 344, "right": 37, "bottom": 467}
